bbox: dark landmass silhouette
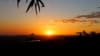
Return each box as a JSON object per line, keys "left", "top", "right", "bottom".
{"left": 0, "top": 31, "right": 100, "bottom": 48}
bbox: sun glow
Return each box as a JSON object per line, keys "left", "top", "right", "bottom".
{"left": 44, "top": 30, "right": 55, "bottom": 36}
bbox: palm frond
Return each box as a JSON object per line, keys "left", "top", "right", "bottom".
{"left": 37, "top": 0, "right": 41, "bottom": 12}
{"left": 35, "top": 3, "right": 38, "bottom": 15}
{"left": 17, "top": 0, "right": 21, "bottom": 8}
{"left": 26, "top": 0, "right": 35, "bottom": 13}
{"left": 38, "top": 0, "right": 45, "bottom": 7}
{"left": 17, "top": 0, "right": 45, "bottom": 14}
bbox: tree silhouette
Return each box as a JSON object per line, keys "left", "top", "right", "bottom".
{"left": 17, "top": 0, "right": 45, "bottom": 15}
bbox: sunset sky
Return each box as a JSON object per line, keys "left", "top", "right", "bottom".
{"left": 0, "top": 0, "right": 100, "bottom": 35}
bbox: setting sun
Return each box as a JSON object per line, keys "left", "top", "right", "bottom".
{"left": 44, "top": 30, "right": 55, "bottom": 36}
{"left": 46, "top": 31, "right": 53, "bottom": 35}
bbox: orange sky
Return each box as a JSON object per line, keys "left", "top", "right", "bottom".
{"left": 0, "top": 17, "right": 100, "bottom": 35}
{"left": 0, "top": 0, "right": 100, "bottom": 35}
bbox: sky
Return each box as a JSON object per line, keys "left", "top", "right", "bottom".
{"left": 0, "top": 0, "right": 100, "bottom": 35}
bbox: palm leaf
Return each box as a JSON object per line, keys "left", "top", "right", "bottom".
{"left": 35, "top": 3, "right": 38, "bottom": 15}
{"left": 38, "top": 0, "right": 45, "bottom": 7}
{"left": 26, "top": 0, "right": 35, "bottom": 13}
{"left": 17, "top": 0, "right": 45, "bottom": 14}
{"left": 37, "top": 0, "right": 41, "bottom": 12}
{"left": 17, "top": 0, "right": 20, "bottom": 8}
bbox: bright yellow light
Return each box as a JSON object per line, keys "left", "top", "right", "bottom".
{"left": 45, "top": 30, "right": 54, "bottom": 36}
{"left": 47, "top": 31, "right": 53, "bottom": 35}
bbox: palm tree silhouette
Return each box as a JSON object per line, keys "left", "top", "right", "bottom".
{"left": 17, "top": 0, "right": 45, "bottom": 15}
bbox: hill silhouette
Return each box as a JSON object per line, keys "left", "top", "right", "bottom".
{"left": 0, "top": 31, "right": 100, "bottom": 48}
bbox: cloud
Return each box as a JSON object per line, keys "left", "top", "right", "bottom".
{"left": 55, "top": 19, "right": 99, "bottom": 23}
{"left": 75, "top": 12, "right": 100, "bottom": 19}
{"left": 54, "top": 11, "right": 100, "bottom": 26}
{"left": 97, "top": 7, "right": 100, "bottom": 8}
{"left": 54, "top": 19, "right": 99, "bottom": 26}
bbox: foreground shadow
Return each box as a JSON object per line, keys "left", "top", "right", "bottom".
{"left": 0, "top": 31, "right": 100, "bottom": 48}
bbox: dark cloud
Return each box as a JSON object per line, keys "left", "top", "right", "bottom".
{"left": 75, "top": 12, "right": 100, "bottom": 19}
{"left": 97, "top": 7, "right": 100, "bottom": 8}
{"left": 54, "top": 19, "right": 99, "bottom": 26}
{"left": 55, "top": 19, "right": 99, "bottom": 23}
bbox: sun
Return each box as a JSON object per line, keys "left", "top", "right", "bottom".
{"left": 47, "top": 31, "right": 53, "bottom": 35}
{"left": 45, "top": 30, "right": 54, "bottom": 36}
{"left": 41, "top": 29, "right": 58, "bottom": 39}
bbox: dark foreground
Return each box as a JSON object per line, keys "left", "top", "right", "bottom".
{"left": 0, "top": 32, "right": 100, "bottom": 48}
